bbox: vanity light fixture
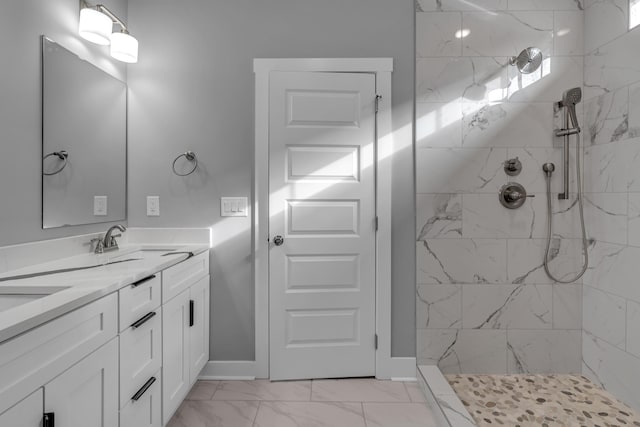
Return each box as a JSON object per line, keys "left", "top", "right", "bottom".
{"left": 78, "top": 0, "right": 138, "bottom": 63}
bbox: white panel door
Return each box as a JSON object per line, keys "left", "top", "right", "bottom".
{"left": 44, "top": 338, "right": 118, "bottom": 427}
{"left": 269, "top": 71, "right": 377, "bottom": 380}
{"left": 0, "top": 389, "right": 42, "bottom": 427}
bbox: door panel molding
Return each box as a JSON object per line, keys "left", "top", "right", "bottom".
{"left": 254, "top": 58, "right": 394, "bottom": 379}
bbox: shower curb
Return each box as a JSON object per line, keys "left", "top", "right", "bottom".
{"left": 417, "top": 365, "right": 477, "bottom": 427}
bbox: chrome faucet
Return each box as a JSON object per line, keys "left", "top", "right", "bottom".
{"left": 104, "top": 224, "right": 126, "bottom": 251}
{"left": 91, "top": 224, "right": 126, "bottom": 253}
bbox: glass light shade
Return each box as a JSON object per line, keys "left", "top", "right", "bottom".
{"left": 79, "top": 8, "right": 112, "bottom": 45}
{"left": 110, "top": 32, "right": 138, "bottom": 63}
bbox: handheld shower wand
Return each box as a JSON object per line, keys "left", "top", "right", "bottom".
{"left": 543, "top": 88, "right": 589, "bottom": 283}
{"left": 556, "top": 87, "right": 582, "bottom": 199}
{"left": 556, "top": 88, "right": 582, "bottom": 136}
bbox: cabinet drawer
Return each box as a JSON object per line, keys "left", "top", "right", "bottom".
{"left": 119, "top": 274, "right": 161, "bottom": 332}
{"left": 119, "top": 308, "right": 162, "bottom": 408}
{"left": 0, "top": 294, "right": 117, "bottom": 414}
{"left": 162, "top": 252, "right": 208, "bottom": 303}
{"left": 120, "top": 370, "right": 162, "bottom": 427}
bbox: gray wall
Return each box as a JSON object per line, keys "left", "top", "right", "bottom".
{"left": 127, "top": 0, "right": 416, "bottom": 359}
{"left": 0, "top": 0, "right": 128, "bottom": 246}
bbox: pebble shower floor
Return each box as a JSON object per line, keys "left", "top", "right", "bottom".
{"left": 447, "top": 374, "right": 640, "bottom": 427}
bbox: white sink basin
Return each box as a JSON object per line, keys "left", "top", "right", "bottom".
{"left": 108, "top": 248, "right": 180, "bottom": 262}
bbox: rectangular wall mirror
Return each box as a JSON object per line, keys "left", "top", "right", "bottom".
{"left": 42, "top": 36, "right": 127, "bottom": 228}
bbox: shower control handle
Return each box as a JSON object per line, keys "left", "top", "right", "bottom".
{"left": 505, "top": 191, "right": 534, "bottom": 203}
{"left": 499, "top": 183, "right": 534, "bottom": 209}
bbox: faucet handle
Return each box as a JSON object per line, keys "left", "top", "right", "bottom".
{"left": 90, "top": 238, "right": 105, "bottom": 254}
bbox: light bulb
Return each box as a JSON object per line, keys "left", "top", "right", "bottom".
{"left": 79, "top": 8, "right": 112, "bottom": 45}
{"left": 110, "top": 32, "right": 138, "bottom": 63}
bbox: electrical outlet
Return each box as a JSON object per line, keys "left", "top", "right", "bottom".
{"left": 221, "top": 197, "right": 248, "bottom": 217}
{"left": 147, "top": 196, "right": 160, "bottom": 216}
{"left": 94, "top": 196, "right": 107, "bottom": 216}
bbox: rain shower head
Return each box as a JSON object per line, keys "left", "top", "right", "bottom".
{"left": 561, "top": 87, "right": 582, "bottom": 130}
{"left": 509, "top": 47, "right": 543, "bottom": 74}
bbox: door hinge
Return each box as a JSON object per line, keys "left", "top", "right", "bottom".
{"left": 375, "top": 95, "right": 382, "bottom": 113}
{"left": 375, "top": 334, "right": 379, "bottom": 350}
{"left": 374, "top": 216, "right": 379, "bottom": 231}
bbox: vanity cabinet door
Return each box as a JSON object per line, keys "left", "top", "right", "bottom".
{"left": 0, "top": 388, "right": 42, "bottom": 427}
{"left": 189, "top": 275, "right": 210, "bottom": 384}
{"left": 44, "top": 338, "right": 118, "bottom": 427}
{"left": 162, "top": 289, "right": 190, "bottom": 423}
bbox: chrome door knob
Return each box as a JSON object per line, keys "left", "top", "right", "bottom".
{"left": 273, "top": 235, "right": 284, "bottom": 246}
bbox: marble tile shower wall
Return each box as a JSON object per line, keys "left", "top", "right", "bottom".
{"left": 415, "top": 0, "right": 586, "bottom": 374}
{"left": 581, "top": 0, "right": 640, "bottom": 411}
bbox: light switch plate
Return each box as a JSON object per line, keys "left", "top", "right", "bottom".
{"left": 147, "top": 196, "right": 160, "bottom": 216}
{"left": 221, "top": 197, "right": 248, "bottom": 217}
{"left": 94, "top": 196, "right": 107, "bottom": 216}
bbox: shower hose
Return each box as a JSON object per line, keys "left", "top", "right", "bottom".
{"left": 543, "top": 133, "right": 589, "bottom": 283}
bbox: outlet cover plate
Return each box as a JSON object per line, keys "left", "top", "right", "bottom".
{"left": 146, "top": 196, "right": 160, "bottom": 216}
{"left": 94, "top": 196, "right": 107, "bottom": 216}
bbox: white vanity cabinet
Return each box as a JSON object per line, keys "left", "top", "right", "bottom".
{"left": 0, "top": 339, "right": 119, "bottom": 427}
{"left": 0, "top": 294, "right": 118, "bottom": 427}
{"left": 0, "top": 250, "right": 210, "bottom": 427}
{"left": 161, "top": 254, "right": 210, "bottom": 424}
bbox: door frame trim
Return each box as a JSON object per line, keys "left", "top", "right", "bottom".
{"left": 253, "top": 58, "right": 394, "bottom": 379}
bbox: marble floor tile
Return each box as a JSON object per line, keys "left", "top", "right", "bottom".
{"left": 363, "top": 403, "right": 439, "bottom": 427}
{"left": 167, "top": 400, "right": 259, "bottom": 427}
{"left": 311, "top": 379, "right": 411, "bottom": 402}
{"left": 404, "top": 382, "right": 427, "bottom": 403}
{"left": 253, "top": 401, "right": 365, "bottom": 427}
{"left": 213, "top": 380, "right": 311, "bottom": 401}
{"left": 186, "top": 380, "right": 219, "bottom": 401}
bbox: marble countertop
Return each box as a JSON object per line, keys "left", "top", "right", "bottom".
{"left": 0, "top": 244, "right": 209, "bottom": 344}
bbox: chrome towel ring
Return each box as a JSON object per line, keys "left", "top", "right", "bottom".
{"left": 43, "top": 150, "right": 69, "bottom": 176}
{"left": 172, "top": 151, "right": 198, "bottom": 176}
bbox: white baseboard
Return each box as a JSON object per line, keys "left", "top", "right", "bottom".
{"left": 199, "top": 358, "right": 416, "bottom": 381}
{"left": 390, "top": 357, "right": 417, "bottom": 381}
{"left": 199, "top": 361, "right": 256, "bottom": 380}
